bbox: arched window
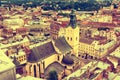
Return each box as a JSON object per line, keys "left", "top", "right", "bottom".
{"left": 38, "top": 64, "right": 41, "bottom": 78}
{"left": 34, "top": 65, "right": 37, "bottom": 77}
{"left": 76, "top": 37, "right": 77, "bottom": 41}
{"left": 58, "top": 55, "right": 60, "bottom": 61}
{"left": 70, "top": 38, "right": 72, "bottom": 41}
{"left": 67, "top": 37, "right": 69, "bottom": 40}
{"left": 43, "top": 61, "right": 45, "bottom": 70}
{"left": 29, "top": 65, "right": 32, "bottom": 74}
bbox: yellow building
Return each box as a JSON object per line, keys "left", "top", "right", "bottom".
{"left": 50, "top": 10, "right": 80, "bottom": 56}
{"left": 79, "top": 38, "right": 99, "bottom": 58}
{"left": 26, "top": 38, "right": 73, "bottom": 79}
{"left": 65, "top": 9, "right": 79, "bottom": 55}
{"left": 10, "top": 50, "right": 27, "bottom": 65}
{"left": 26, "top": 41, "right": 58, "bottom": 78}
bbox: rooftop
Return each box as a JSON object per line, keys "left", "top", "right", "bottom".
{"left": 63, "top": 61, "right": 97, "bottom": 80}
{"left": 28, "top": 41, "right": 56, "bottom": 63}
{"left": 81, "top": 21, "right": 117, "bottom": 28}
{"left": 113, "top": 75, "right": 120, "bottom": 80}
{"left": 108, "top": 72, "right": 117, "bottom": 80}
{"left": 110, "top": 47, "right": 120, "bottom": 59}
{"left": 62, "top": 55, "right": 74, "bottom": 65}
{"left": 54, "top": 37, "right": 72, "bottom": 54}
{"left": 0, "top": 37, "right": 29, "bottom": 49}
{"left": 44, "top": 61, "right": 65, "bottom": 76}
{"left": 63, "top": 61, "right": 110, "bottom": 80}
{"left": 17, "top": 75, "right": 43, "bottom": 80}
{"left": 0, "top": 50, "right": 15, "bottom": 73}
{"left": 79, "top": 38, "right": 94, "bottom": 44}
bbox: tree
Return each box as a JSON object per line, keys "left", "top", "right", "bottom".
{"left": 47, "top": 70, "right": 58, "bottom": 80}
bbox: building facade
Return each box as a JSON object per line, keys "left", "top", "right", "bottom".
{"left": 65, "top": 9, "right": 79, "bottom": 55}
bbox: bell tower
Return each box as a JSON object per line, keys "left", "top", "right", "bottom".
{"left": 69, "top": 9, "right": 77, "bottom": 28}
{"left": 65, "top": 9, "right": 79, "bottom": 55}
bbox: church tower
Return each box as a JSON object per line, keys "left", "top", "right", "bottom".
{"left": 65, "top": 9, "right": 79, "bottom": 55}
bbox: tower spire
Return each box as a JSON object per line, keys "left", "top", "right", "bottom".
{"left": 69, "top": 0, "right": 77, "bottom": 29}
{"left": 69, "top": 9, "right": 77, "bottom": 29}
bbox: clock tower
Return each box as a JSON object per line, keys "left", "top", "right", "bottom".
{"left": 65, "top": 9, "right": 79, "bottom": 55}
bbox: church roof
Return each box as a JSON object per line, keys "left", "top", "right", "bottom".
{"left": 62, "top": 55, "right": 74, "bottom": 65}
{"left": 28, "top": 41, "right": 56, "bottom": 63}
{"left": 44, "top": 61, "right": 65, "bottom": 76}
{"left": 54, "top": 37, "right": 72, "bottom": 54}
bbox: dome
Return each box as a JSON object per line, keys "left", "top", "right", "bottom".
{"left": 62, "top": 55, "right": 74, "bottom": 65}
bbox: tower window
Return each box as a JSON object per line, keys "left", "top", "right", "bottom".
{"left": 67, "top": 37, "right": 69, "bottom": 40}
{"left": 76, "top": 37, "right": 77, "bottom": 41}
{"left": 70, "top": 38, "right": 72, "bottom": 41}
{"left": 58, "top": 55, "right": 60, "bottom": 61}
{"left": 43, "top": 61, "right": 45, "bottom": 70}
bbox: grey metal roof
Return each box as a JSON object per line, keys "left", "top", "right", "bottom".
{"left": 62, "top": 54, "right": 79, "bottom": 65}
{"left": 44, "top": 61, "right": 65, "bottom": 76}
{"left": 62, "top": 55, "right": 74, "bottom": 65}
{"left": 79, "top": 38, "right": 94, "bottom": 44}
{"left": 54, "top": 37, "right": 72, "bottom": 54}
{"left": 28, "top": 41, "right": 56, "bottom": 63}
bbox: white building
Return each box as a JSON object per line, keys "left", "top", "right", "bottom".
{"left": 63, "top": 61, "right": 110, "bottom": 80}
{"left": 17, "top": 74, "right": 44, "bottom": 80}
{"left": 0, "top": 50, "right": 16, "bottom": 80}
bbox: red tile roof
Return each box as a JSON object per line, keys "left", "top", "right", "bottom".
{"left": 3, "top": 28, "right": 13, "bottom": 33}
{"left": 16, "top": 27, "right": 27, "bottom": 33}
{"left": 81, "top": 21, "right": 117, "bottom": 28}
{"left": 50, "top": 21, "right": 61, "bottom": 31}
{"left": 50, "top": 21, "right": 69, "bottom": 31}
{"left": 60, "top": 21, "right": 69, "bottom": 28}
{"left": 115, "top": 32, "right": 120, "bottom": 37}
{"left": 33, "top": 12, "right": 41, "bottom": 16}
{"left": 24, "top": 18, "right": 31, "bottom": 24}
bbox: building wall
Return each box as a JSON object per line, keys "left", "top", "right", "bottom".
{"left": 0, "top": 68, "right": 16, "bottom": 80}
{"left": 58, "top": 28, "right": 65, "bottom": 37}
{"left": 95, "top": 72, "right": 103, "bottom": 80}
{"left": 0, "top": 29, "right": 3, "bottom": 36}
{"left": 98, "top": 15, "right": 112, "bottom": 23}
{"left": 26, "top": 54, "right": 58, "bottom": 78}
{"left": 22, "top": 38, "right": 30, "bottom": 47}
{"left": 79, "top": 42, "right": 97, "bottom": 57}
{"left": 1, "top": 29, "right": 13, "bottom": 38}
{"left": 43, "top": 54, "right": 58, "bottom": 68}
{"left": 16, "top": 54, "right": 27, "bottom": 64}
{"left": 116, "top": 47, "right": 120, "bottom": 53}
{"left": 65, "top": 26, "right": 79, "bottom": 55}
{"left": 106, "top": 30, "right": 117, "bottom": 41}
{"left": 50, "top": 23, "right": 59, "bottom": 40}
